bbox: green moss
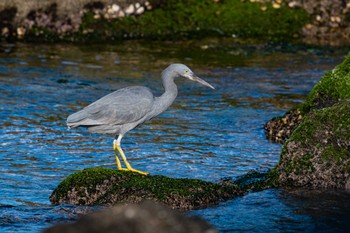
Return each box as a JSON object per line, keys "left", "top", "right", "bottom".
{"left": 321, "top": 146, "right": 348, "bottom": 165}
{"left": 301, "top": 53, "right": 350, "bottom": 114}
{"left": 50, "top": 167, "right": 123, "bottom": 201}
{"left": 51, "top": 167, "right": 241, "bottom": 208}
{"left": 286, "top": 101, "right": 350, "bottom": 152}
{"left": 115, "top": 0, "right": 307, "bottom": 41}
{"left": 110, "top": 173, "right": 228, "bottom": 200}
{"left": 287, "top": 68, "right": 350, "bottom": 142}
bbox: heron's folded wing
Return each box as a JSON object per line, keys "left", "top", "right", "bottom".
{"left": 67, "top": 86, "right": 154, "bottom": 127}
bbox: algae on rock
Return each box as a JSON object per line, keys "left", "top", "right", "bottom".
{"left": 265, "top": 53, "right": 350, "bottom": 144}
{"left": 50, "top": 167, "right": 243, "bottom": 210}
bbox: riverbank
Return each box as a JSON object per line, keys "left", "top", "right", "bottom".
{"left": 247, "top": 0, "right": 350, "bottom": 46}
{"left": 1, "top": 0, "right": 348, "bottom": 46}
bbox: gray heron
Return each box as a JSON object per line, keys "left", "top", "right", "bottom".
{"left": 67, "top": 64, "right": 214, "bottom": 175}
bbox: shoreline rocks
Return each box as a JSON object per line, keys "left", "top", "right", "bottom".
{"left": 1, "top": 0, "right": 349, "bottom": 45}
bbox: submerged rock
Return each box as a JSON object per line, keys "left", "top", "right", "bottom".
{"left": 50, "top": 167, "right": 242, "bottom": 210}
{"left": 266, "top": 53, "right": 350, "bottom": 189}
{"left": 44, "top": 201, "right": 218, "bottom": 233}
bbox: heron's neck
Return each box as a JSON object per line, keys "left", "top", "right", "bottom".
{"left": 162, "top": 71, "right": 178, "bottom": 95}
{"left": 152, "top": 71, "right": 178, "bottom": 117}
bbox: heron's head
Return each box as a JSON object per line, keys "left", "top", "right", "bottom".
{"left": 169, "top": 64, "right": 215, "bottom": 89}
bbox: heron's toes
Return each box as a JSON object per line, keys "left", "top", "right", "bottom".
{"left": 128, "top": 168, "right": 149, "bottom": 176}
{"left": 118, "top": 168, "right": 129, "bottom": 172}
{"left": 118, "top": 167, "right": 148, "bottom": 175}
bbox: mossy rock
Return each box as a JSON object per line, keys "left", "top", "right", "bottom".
{"left": 265, "top": 53, "right": 350, "bottom": 189}
{"left": 265, "top": 53, "right": 350, "bottom": 143}
{"left": 50, "top": 167, "right": 243, "bottom": 210}
{"left": 274, "top": 101, "right": 350, "bottom": 189}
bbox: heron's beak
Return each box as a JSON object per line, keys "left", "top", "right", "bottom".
{"left": 186, "top": 73, "right": 215, "bottom": 89}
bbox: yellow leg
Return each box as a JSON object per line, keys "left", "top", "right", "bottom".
{"left": 113, "top": 138, "right": 149, "bottom": 176}
{"left": 114, "top": 150, "right": 128, "bottom": 171}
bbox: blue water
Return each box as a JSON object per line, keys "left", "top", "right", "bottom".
{"left": 0, "top": 42, "right": 349, "bottom": 232}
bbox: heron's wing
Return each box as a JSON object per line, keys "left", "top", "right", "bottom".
{"left": 67, "top": 86, "right": 154, "bottom": 127}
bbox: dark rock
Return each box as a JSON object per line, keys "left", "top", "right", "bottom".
{"left": 264, "top": 108, "right": 303, "bottom": 144}
{"left": 43, "top": 201, "right": 218, "bottom": 233}
{"left": 50, "top": 167, "right": 242, "bottom": 210}
{"left": 0, "top": 7, "right": 17, "bottom": 37}
{"left": 84, "top": 1, "right": 105, "bottom": 11}
{"left": 230, "top": 170, "right": 277, "bottom": 191}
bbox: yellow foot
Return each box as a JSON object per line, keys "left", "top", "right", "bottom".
{"left": 117, "top": 167, "right": 149, "bottom": 175}
{"left": 118, "top": 168, "right": 129, "bottom": 172}
{"left": 128, "top": 168, "right": 149, "bottom": 176}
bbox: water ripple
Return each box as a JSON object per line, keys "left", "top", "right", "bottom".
{"left": 0, "top": 43, "right": 347, "bottom": 232}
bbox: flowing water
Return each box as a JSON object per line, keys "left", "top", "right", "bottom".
{"left": 0, "top": 41, "right": 349, "bottom": 232}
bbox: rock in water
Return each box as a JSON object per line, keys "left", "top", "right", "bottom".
{"left": 267, "top": 53, "right": 350, "bottom": 189}
{"left": 43, "top": 201, "right": 218, "bottom": 233}
{"left": 50, "top": 167, "right": 242, "bottom": 210}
